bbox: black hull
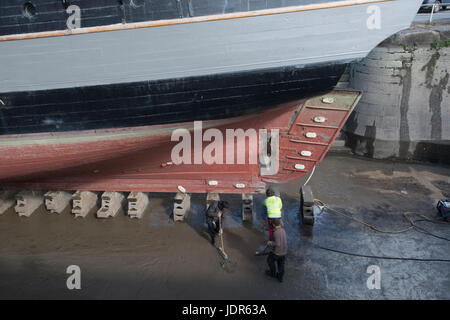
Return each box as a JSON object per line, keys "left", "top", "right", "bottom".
{"left": 0, "top": 61, "right": 347, "bottom": 135}
{"left": 0, "top": 0, "right": 334, "bottom": 37}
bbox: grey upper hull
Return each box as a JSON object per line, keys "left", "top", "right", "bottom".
{"left": 0, "top": 0, "right": 423, "bottom": 94}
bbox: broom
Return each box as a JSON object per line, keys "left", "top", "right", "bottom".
{"left": 217, "top": 214, "right": 228, "bottom": 260}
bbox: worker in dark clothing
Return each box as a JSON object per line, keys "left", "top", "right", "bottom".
{"left": 205, "top": 200, "right": 229, "bottom": 247}
{"left": 266, "top": 219, "right": 287, "bottom": 283}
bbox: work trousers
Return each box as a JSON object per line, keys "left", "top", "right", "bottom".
{"left": 267, "top": 252, "right": 286, "bottom": 281}
{"left": 207, "top": 217, "right": 221, "bottom": 244}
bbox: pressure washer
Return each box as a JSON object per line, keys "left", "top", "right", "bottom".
{"left": 437, "top": 200, "right": 450, "bottom": 220}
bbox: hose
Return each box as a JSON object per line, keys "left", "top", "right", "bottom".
{"left": 298, "top": 165, "right": 450, "bottom": 261}
{"left": 314, "top": 199, "right": 450, "bottom": 239}
{"left": 310, "top": 199, "right": 450, "bottom": 262}
{"left": 312, "top": 243, "right": 450, "bottom": 263}
{"left": 314, "top": 199, "right": 414, "bottom": 234}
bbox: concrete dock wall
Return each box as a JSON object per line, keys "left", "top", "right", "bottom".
{"left": 343, "top": 26, "right": 450, "bottom": 163}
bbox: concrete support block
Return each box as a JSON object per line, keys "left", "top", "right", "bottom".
{"left": 242, "top": 194, "right": 254, "bottom": 222}
{"left": 300, "top": 185, "right": 314, "bottom": 207}
{"left": 97, "top": 191, "right": 125, "bottom": 218}
{"left": 14, "top": 191, "right": 44, "bottom": 217}
{"left": 173, "top": 192, "right": 191, "bottom": 222}
{"left": 206, "top": 192, "right": 220, "bottom": 209}
{"left": 72, "top": 191, "right": 98, "bottom": 218}
{"left": 300, "top": 186, "right": 314, "bottom": 226}
{"left": 44, "top": 191, "right": 72, "bottom": 214}
{"left": 127, "top": 191, "right": 149, "bottom": 219}
{"left": 0, "top": 190, "right": 16, "bottom": 215}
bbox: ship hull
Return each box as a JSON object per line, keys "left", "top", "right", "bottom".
{"left": 0, "top": 0, "right": 422, "bottom": 135}
{"left": 0, "top": 0, "right": 423, "bottom": 192}
{"left": 0, "top": 90, "right": 362, "bottom": 194}
{"left": 0, "top": 61, "right": 346, "bottom": 134}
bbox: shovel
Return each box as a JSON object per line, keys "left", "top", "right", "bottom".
{"left": 255, "top": 243, "right": 270, "bottom": 256}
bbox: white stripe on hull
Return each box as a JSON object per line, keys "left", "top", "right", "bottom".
{"left": 0, "top": 0, "right": 421, "bottom": 93}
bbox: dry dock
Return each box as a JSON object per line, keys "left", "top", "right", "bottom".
{"left": 0, "top": 9, "right": 449, "bottom": 300}
{"left": 0, "top": 153, "right": 448, "bottom": 299}
{"left": 343, "top": 21, "right": 450, "bottom": 163}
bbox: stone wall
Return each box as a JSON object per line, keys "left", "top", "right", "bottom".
{"left": 343, "top": 26, "right": 450, "bottom": 163}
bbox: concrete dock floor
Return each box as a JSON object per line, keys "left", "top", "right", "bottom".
{"left": 0, "top": 153, "right": 449, "bottom": 299}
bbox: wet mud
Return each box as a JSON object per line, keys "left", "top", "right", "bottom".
{"left": 0, "top": 154, "right": 449, "bottom": 299}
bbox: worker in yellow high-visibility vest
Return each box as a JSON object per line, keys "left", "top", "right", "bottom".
{"left": 263, "top": 188, "right": 283, "bottom": 241}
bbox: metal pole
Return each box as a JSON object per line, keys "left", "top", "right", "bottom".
{"left": 429, "top": 4, "right": 435, "bottom": 23}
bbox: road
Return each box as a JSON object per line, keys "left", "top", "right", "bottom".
{"left": 415, "top": 9, "right": 450, "bottom": 24}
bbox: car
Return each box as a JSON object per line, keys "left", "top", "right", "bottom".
{"left": 444, "top": 0, "right": 450, "bottom": 9}
{"left": 420, "top": 0, "right": 450, "bottom": 12}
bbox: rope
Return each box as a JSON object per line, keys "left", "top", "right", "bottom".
{"left": 303, "top": 165, "right": 316, "bottom": 186}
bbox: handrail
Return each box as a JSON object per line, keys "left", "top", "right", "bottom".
{"left": 421, "top": 3, "right": 443, "bottom": 23}
{"left": 0, "top": 0, "right": 391, "bottom": 42}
